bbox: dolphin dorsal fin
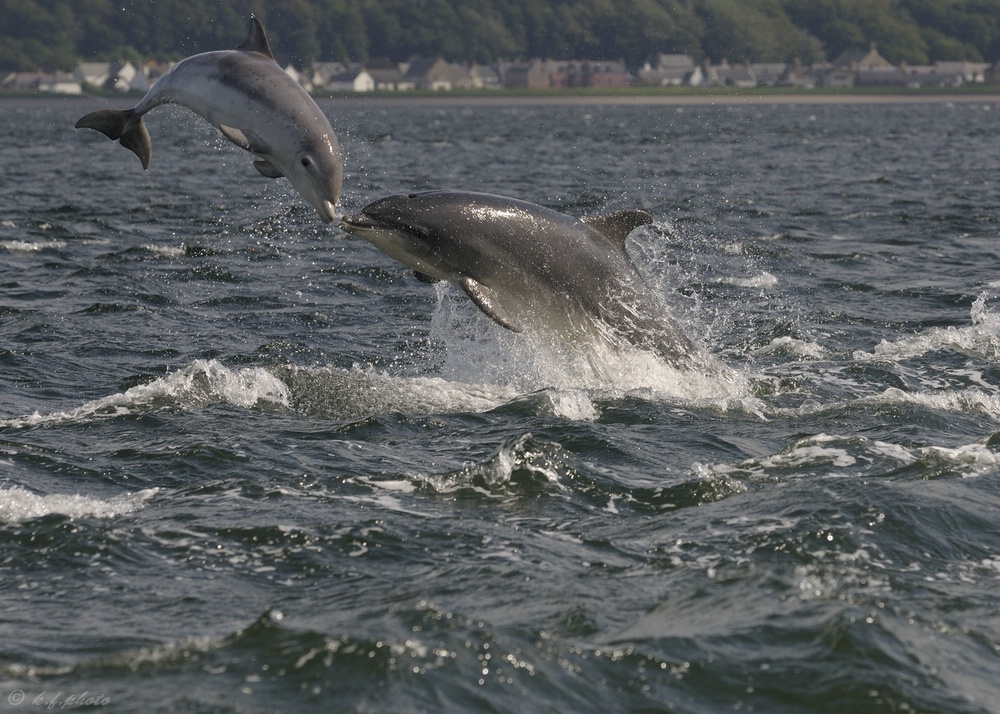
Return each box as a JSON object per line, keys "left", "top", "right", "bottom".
{"left": 238, "top": 16, "right": 274, "bottom": 59}
{"left": 582, "top": 210, "right": 654, "bottom": 250}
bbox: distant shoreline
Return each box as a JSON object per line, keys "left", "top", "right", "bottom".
{"left": 329, "top": 91, "right": 1000, "bottom": 107}
{"left": 5, "top": 89, "right": 1000, "bottom": 108}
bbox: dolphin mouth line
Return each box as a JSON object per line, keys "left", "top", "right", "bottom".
{"left": 339, "top": 214, "right": 382, "bottom": 233}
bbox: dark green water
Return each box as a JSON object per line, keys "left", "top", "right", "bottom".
{"left": 2, "top": 97, "right": 999, "bottom": 713}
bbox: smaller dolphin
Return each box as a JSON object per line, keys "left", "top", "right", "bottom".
{"left": 75, "top": 17, "right": 342, "bottom": 222}
{"left": 340, "top": 190, "right": 702, "bottom": 367}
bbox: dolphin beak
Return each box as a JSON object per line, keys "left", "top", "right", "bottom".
{"left": 316, "top": 200, "right": 336, "bottom": 224}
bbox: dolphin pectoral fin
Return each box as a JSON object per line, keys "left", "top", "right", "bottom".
{"left": 582, "top": 210, "right": 654, "bottom": 249}
{"left": 75, "top": 109, "right": 152, "bottom": 170}
{"left": 458, "top": 276, "right": 522, "bottom": 333}
{"left": 218, "top": 124, "right": 273, "bottom": 156}
{"left": 414, "top": 272, "right": 441, "bottom": 284}
{"left": 218, "top": 124, "right": 254, "bottom": 151}
{"left": 253, "top": 160, "right": 284, "bottom": 179}
{"left": 218, "top": 124, "right": 251, "bottom": 150}
{"left": 238, "top": 16, "right": 275, "bottom": 60}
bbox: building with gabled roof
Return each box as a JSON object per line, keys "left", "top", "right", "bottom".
{"left": 403, "top": 57, "right": 467, "bottom": 90}
{"left": 831, "top": 43, "right": 893, "bottom": 71}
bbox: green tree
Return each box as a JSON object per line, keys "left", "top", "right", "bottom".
{"left": 591, "top": 0, "right": 705, "bottom": 65}
{"left": 783, "top": 0, "right": 930, "bottom": 64}
{"left": 312, "top": 0, "right": 369, "bottom": 61}
{"left": 2, "top": 0, "right": 997, "bottom": 74}
{"left": 0, "top": 0, "right": 77, "bottom": 70}
{"left": 698, "top": 0, "right": 822, "bottom": 62}
{"left": 265, "top": 0, "right": 322, "bottom": 66}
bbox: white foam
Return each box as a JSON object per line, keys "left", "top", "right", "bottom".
{"left": 755, "top": 336, "right": 826, "bottom": 359}
{"left": 542, "top": 389, "right": 600, "bottom": 421}
{"left": 0, "top": 360, "right": 290, "bottom": 429}
{"left": 411, "top": 433, "right": 569, "bottom": 496}
{"left": 714, "top": 272, "right": 779, "bottom": 289}
{"left": 1, "top": 239, "right": 68, "bottom": 253}
{"left": 703, "top": 431, "right": 1000, "bottom": 483}
{"left": 864, "top": 387, "right": 1000, "bottom": 421}
{"left": 855, "top": 293, "right": 1000, "bottom": 361}
{"left": 754, "top": 434, "right": 857, "bottom": 472}
{"left": 142, "top": 243, "right": 188, "bottom": 257}
{"left": 0, "top": 486, "right": 157, "bottom": 523}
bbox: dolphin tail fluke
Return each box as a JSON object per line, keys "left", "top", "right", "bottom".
{"left": 75, "top": 109, "right": 152, "bottom": 170}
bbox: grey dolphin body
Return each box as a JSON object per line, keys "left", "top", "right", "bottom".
{"left": 340, "top": 190, "right": 702, "bottom": 366}
{"left": 75, "top": 17, "right": 342, "bottom": 222}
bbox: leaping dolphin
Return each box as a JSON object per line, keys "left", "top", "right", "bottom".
{"left": 340, "top": 190, "right": 703, "bottom": 367}
{"left": 74, "top": 17, "right": 342, "bottom": 223}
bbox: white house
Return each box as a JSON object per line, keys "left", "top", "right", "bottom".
{"left": 75, "top": 61, "right": 149, "bottom": 92}
{"left": 284, "top": 65, "right": 312, "bottom": 92}
{"left": 76, "top": 62, "right": 111, "bottom": 88}
{"left": 111, "top": 62, "right": 149, "bottom": 92}
{"left": 638, "top": 54, "right": 703, "bottom": 86}
{"left": 324, "top": 69, "right": 375, "bottom": 92}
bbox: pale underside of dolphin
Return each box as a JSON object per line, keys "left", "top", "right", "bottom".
{"left": 74, "top": 17, "right": 342, "bottom": 223}
{"left": 340, "top": 190, "right": 703, "bottom": 367}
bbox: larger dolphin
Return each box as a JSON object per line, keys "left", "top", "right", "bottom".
{"left": 75, "top": 17, "right": 342, "bottom": 223}
{"left": 340, "top": 190, "right": 702, "bottom": 367}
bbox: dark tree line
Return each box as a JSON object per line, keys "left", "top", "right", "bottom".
{"left": 2, "top": 0, "right": 999, "bottom": 72}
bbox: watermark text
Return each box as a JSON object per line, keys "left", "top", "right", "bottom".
{"left": 6, "top": 690, "right": 111, "bottom": 709}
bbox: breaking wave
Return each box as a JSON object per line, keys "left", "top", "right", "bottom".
{"left": 0, "top": 360, "right": 290, "bottom": 429}
{"left": 855, "top": 293, "right": 1000, "bottom": 361}
{"left": 0, "top": 485, "right": 157, "bottom": 523}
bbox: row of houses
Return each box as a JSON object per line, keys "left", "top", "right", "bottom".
{"left": 293, "top": 45, "right": 1000, "bottom": 92}
{"left": 310, "top": 56, "right": 637, "bottom": 92}
{"left": 3, "top": 44, "right": 998, "bottom": 96}
{"left": 640, "top": 46, "right": 996, "bottom": 89}
{"left": 1, "top": 60, "right": 151, "bottom": 94}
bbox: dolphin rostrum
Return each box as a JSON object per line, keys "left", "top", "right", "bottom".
{"left": 75, "top": 17, "right": 342, "bottom": 223}
{"left": 340, "top": 190, "right": 703, "bottom": 367}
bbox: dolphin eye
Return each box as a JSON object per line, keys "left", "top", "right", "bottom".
{"left": 301, "top": 157, "right": 312, "bottom": 167}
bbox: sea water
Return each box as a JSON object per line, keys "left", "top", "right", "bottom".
{"left": 1, "top": 96, "right": 999, "bottom": 712}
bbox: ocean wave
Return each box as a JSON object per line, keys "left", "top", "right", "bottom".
{"left": 754, "top": 335, "right": 827, "bottom": 359}
{"left": 0, "top": 360, "right": 290, "bottom": 429}
{"left": 0, "top": 485, "right": 157, "bottom": 523}
{"left": 279, "top": 364, "right": 515, "bottom": 419}
{"left": 862, "top": 386, "right": 1000, "bottom": 422}
{"left": 855, "top": 292, "right": 1000, "bottom": 361}
{"left": 703, "top": 432, "right": 1000, "bottom": 481}
{"left": 1, "top": 355, "right": 757, "bottom": 432}
{"left": 396, "top": 433, "right": 576, "bottom": 498}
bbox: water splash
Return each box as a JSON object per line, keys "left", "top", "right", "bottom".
{"left": 407, "top": 433, "right": 574, "bottom": 498}
{"left": 427, "top": 282, "right": 748, "bottom": 402}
